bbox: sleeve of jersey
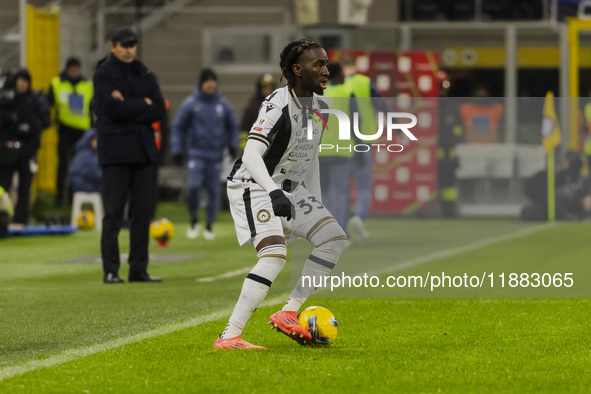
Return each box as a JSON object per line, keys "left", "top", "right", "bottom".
{"left": 242, "top": 139, "right": 280, "bottom": 194}
{"left": 245, "top": 101, "right": 280, "bottom": 148}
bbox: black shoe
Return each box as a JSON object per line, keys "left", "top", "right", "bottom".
{"left": 104, "top": 273, "right": 124, "bottom": 284}
{"left": 128, "top": 273, "right": 162, "bottom": 283}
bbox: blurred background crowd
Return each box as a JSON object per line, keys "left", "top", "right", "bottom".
{"left": 2, "top": 0, "right": 591, "bottom": 239}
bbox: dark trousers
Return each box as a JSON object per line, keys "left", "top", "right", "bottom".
{"left": 0, "top": 152, "right": 33, "bottom": 224}
{"left": 187, "top": 157, "right": 222, "bottom": 227}
{"left": 101, "top": 163, "right": 157, "bottom": 277}
{"left": 55, "top": 125, "right": 83, "bottom": 206}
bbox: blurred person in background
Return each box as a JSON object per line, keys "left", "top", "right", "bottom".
{"left": 340, "top": 54, "right": 384, "bottom": 245}
{"left": 69, "top": 129, "right": 101, "bottom": 195}
{"left": 0, "top": 69, "right": 50, "bottom": 225}
{"left": 437, "top": 71, "right": 461, "bottom": 218}
{"left": 48, "top": 57, "right": 94, "bottom": 207}
{"left": 150, "top": 75, "right": 170, "bottom": 166}
{"left": 0, "top": 186, "right": 14, "bottom": 238}
{"left": 171, "top": 68, "right": 239, "bottom": 241}
{"left": 460, "top": 84, "right": 503, "bottom": 144}
{"left": 319, "top": 62, "right": 355, "bottom": 240}
{"left": 521, "top": 151, "right": 591, "bottom": 221}
{"left": 94, "top": 27, "right": 165, "bottom": 283}
{"left": 241, "top": 73, "right": 276, "bottom": 142}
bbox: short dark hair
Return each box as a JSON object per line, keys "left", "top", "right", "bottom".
{"left": 199, "top": 68, "right": 217, "bottom": 86}
{"left": 327, "top": 63, "right": 343, "bottom": 82}
{"left": 66, "top": 57, "right": 81, "bottom": 70}
{"left": 279, "top": 39, "right": 322, "bottom": 88}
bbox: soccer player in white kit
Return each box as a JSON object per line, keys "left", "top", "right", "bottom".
{"left": 213, "top": 40, "right": 349, "bottom": 349}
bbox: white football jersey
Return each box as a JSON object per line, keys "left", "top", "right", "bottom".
{"left": 228, "top": 86, "right": 327, "bottom": 190}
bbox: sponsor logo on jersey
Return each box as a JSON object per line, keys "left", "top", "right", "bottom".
{"left": 265, "top": 104, "right": 274, "bottom": 113}
{"left": 253, "top": 126, "right": 263, "bottom": 131}
{"left": 257, "top": 209, "right": 271, "bottom": 223}
{"left": 280, "top": 168, "right": 287, "bottom": 174}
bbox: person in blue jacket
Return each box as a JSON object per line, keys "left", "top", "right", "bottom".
{"left": 171, "top": 68, "right": 239, "bottom": 240}
{"left": 69, "top": 129, "right": 102, "bottom": 194}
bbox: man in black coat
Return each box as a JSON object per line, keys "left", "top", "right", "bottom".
{"left": 93, "top": 27, "right": 165, "bottom": 283}
{"left": 0, "top": 68, "right": 50, "bottom": 225}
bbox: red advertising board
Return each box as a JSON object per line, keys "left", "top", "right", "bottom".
{"left": 329, "top": 49, "right": 440, "bottom": 215}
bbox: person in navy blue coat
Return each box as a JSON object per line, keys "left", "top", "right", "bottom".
{"left": 171, "top": 68, "right": 239, "bottom": 240}
{"left": 93, "top": 27, "right": 165, "bottom": 284}
{"left": 69, "top": 129, "right": 102, "bottom": 194}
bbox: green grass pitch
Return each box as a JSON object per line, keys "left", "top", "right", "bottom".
{"left": 0, "top": 202, "right": 590, "bottom": 393}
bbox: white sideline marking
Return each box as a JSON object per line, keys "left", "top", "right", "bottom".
{"left": 0, "top": 295, "right": 288, "bottom": 382}
{"left": 370, "top": 223, "right": 559, "bottom": 277}
{"left": 196, "top": 266, "right": 252, "bottom": 282}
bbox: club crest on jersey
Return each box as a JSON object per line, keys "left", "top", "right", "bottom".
{"left": 280, "top": 168, "right": 287, "bottom": 174}
{"left": 257, "top": 209, "right": 271, "bottom": 223}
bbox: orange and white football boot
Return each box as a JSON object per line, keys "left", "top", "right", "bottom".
{"left": 268, "top": 310, "right": 312, "bottom": 346}
{"left": 213, "top": 335, "right": 267, "bottom": 350}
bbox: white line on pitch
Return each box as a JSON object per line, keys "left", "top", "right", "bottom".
{"left": 0, "top": 295, "right": 288, "bottom": 382}
{"left": 196, "top": 266, "right": 252, "bottom": 282}
{"left": 369, "top": 223, "right": 559, "bottom": 277}
{"left": 0, "top": 223, "right": 558, "bottom": 381}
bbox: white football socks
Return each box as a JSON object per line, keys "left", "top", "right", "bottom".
{"left": 282, "top": 236, "right": 348, "bottom": 312}
{"left": 220, "top": 245, "right": 287, "bottom": 339}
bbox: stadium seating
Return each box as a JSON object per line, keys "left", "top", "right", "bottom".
{"left": 456, "top": 143, "right": 545, "bottom": 207}
{"left": 516, "top": 145, "right": 546, "bottom": 178}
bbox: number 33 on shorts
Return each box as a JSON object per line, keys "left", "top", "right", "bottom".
{"left": 296, "top": 195, "right": 324, "bottom": 215}
{"left": 227, "top": 182, "right": 337, "bottom": 246}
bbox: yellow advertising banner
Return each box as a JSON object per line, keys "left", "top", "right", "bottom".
{"left": 441, "top": 46, "right": 591, "bottom": 68}
{"left": 27, "top": 5, "right": 60, "bottom": 193}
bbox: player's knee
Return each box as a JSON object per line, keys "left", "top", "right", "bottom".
{"left": 256, "top": 244, "right": 287, "bottom": 261}
{"left": 249, "top": 244, "right": 288, "bottom": 284}
{"left": 320, "top": 236, "right": 348, "bottom": 259}
{"left": 310, "top": 220, "right": 348, "bottom": 256}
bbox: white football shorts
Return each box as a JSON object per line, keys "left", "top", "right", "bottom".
{"left": 227, "top": 181, "right": 337, "bottom": 246}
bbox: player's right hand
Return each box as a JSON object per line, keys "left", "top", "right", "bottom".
{"left": 269, "top": 189, "right": 296, "bottom": 221}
